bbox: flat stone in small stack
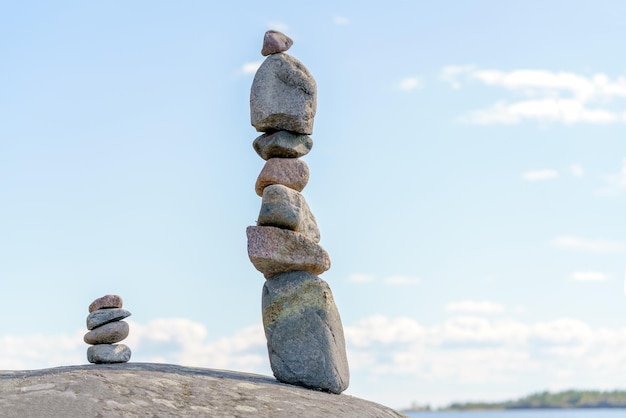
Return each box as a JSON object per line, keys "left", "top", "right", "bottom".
{"left": 84, "top": 294, "right": 132, "bottom": 364}
{"left": 247, "top": 30, "right": 350, "bottom": 394}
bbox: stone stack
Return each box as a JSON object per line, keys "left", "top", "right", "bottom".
{"left": 247, "top": 30, "right": 350, "bottom": 394}
{"left": 84, "top": 294, "right": 132, "bottom": 364}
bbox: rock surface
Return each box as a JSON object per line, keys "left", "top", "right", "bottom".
{"left": 253, "top": 130, "right": 313, "bottom": 160}
{"left": 263, "top": 271, "right": 350, "bottom": 394}
{"left": 255, "top": 157, "right": 310, "bottom": 196}
{"left": 247, "top": 226, "right": 330, "bottom": 278}
{"left": 250, "top": 53, "right": 317, "bottom": 134}
{"left": 262, "top": 30, "right": 293, "bottom": 56}
{"left": 86, "top": 308, "right": 131, "bottom": 330}
{"left": 87, "top": 344, "right": 132, "bottom": 364}
{"left": 0, "top": 364, "right": 405, "bottom": 418}
{"left": 84, "top": 320, "right": 129, "bottom": 345}
{"left": 89, "top": 294, "right": 123, "bottom": 312}
{"left": 258, "top": 184, "right": 320, "bottom": 242}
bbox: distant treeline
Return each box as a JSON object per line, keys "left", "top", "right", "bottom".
{"left": 445, "top": 390, "right": 626, "bottom": 410}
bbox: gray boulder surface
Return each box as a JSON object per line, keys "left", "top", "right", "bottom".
{"left": 258, "top": 184, "right": 320, "bottom": 242}
{"left": 253, "top": 130, "right": 313, "bottom": 160}
{"left": 250, "top": 53, "right": 317, "bottom": 134}
{"left": 262, "top": 271, "right": 350, "bottom": 394}
{"left": 0, "top": 363, "right": 405, "bottom": 418}
{"left": 247, "top": 225, "right": 330, "bottom": 278}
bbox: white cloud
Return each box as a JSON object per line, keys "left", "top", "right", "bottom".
{"left": 522, "top": 169, "right": 559, "bottom": 181}
{"left": 571, "top": 164, "right": 584, "bottom": 178}
{"left": 571, "top": 271, "right": 610, "bottom": 282}
{"left": 241, "top": 61, "right": 262, "bottom": 75}
{"left": 267, "top": 21, "right": 289, "bottom": 32}
{"left": 444, "top": 66, "right": 626, "bottom": 124}
{"left": 397, "top": 77, "right": 422, "bottom": 91}
{"left": 445, "top": 300, "right": 506, "bottom": 314}
{"left": 552, "top": 235, "right": 626, "bottom": 253}
{"left": 599, "top": 157, "right": 626, "bottom": 196}
{"left": 332, "top": 16, "right": 350, "bottom": 25}
{"left": 383, "top": 275, "right": 420, "bottom": 285}
{"left": 348, "top": 273, "right": 375, "bottom": 283}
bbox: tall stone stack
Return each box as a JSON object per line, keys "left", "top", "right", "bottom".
{"left": 84, "top": 294, "right": 132, "bottom": 364}
{"left": 247, "top": 30, "right": 350, "bottom": 394}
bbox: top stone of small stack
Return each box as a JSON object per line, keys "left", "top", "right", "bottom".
{"left": 262, "top": 30, "right": 293, "bottom": 56}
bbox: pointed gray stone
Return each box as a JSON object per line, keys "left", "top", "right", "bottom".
{"left": 250, "top": 53, "right": 316, "bottom": 135}
{"left": 253, "top": 130, "right": 313, "bottom": 160}
{"left": 262, "top": 271, "right": 349, "bottom": 394}
{"left": 247, "top": 226, "right": 330, "bottom": 279}
{"left": 86, "top": 308, "right": 132, "bottom": 330}
{"left": 258, "top": 184, "right": 320, "bottom": 242}
{"left": 84, "top": 321, "right": 129, "bottom": 345}
{"left": 255, "top": 158, "right": 309, "bottom": 196}
{"left": 261, "top": 30, "right": 293, "bottom": 56}
{"left": 87, "top": 344, "right": 131, "bottom": 364}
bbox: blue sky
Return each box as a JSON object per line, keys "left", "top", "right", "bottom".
{"left": 2, "top": 0, "right": 626, "bottom": 409}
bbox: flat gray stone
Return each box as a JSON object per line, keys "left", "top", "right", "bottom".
{"left": 253, "top": 130, "right": 313, "bottom": 160}
{"left": 88, "top": 294, "right": 123, "bottom": 313}
{"left": 247, "top": 226, "right": 330, "bottom": 279}
{"left": 258, "top": 184, "right": 320, "bottom": 242}
{"left": 86, "top": 308, "right": 131, "bottom": 330}
{"left": 84, "top": 321, "right": 129, "bottom": 345}
{"left": 0, "top": 364, "right": 404, "bottom": 418}
{"left": 250, "top": 53, "right": 317, "bottom": 134}
{"left": 87, "top": 344, "right": 131, "bottom": 364}
{"left": 262, "top": 30, "right": 293, "bottom": 56}
{"left": 255, "top": 157, "right": 309, "bottom": 196}
{"left": 262, "top": 271, "right": 350, "bottom": 394}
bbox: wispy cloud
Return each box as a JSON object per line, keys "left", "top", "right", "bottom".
{"left": 442, "top": 66, "right": 626, "bottom": 124}
{"left": 598, "top": 157, "right": 626, "bottom": 196}
{"left": 522, "top": 169, "right": 559, "bottom": 181}
{"left": 570, "top": 271, "right": 610, "bottom": 282}
{"left": 552, "top": 235, "right": 626, "bottom": 253}
{"left": 397, "top": 76, "right": 422, "bottom": 91}
{"left": 383, "top": 275, "right": 420, "bottom": 285}
{"left": 445, "top": 300, "right": 506, "bottom": 314}
{"left": 348, "top": 273, "right": 375, "bottom": 283}
{"left": 570, "top": 164, "right": 584, "bottom": 178}
{"left": 241, "top": 61, "right": 262, "bottom": 76}
{"left": 332, "top": 16, "right": 350, "bottom": 25}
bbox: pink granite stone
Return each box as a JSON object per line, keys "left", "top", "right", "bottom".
{"left": 261, "top": 30, "right": 293, "bottom": 56}
{"left": 247, "top": 226, "right": 330, "bottom": 279}
{"left": 255, "top": 158, "right": 309, "bottom": 196}
{"left": 89, "top": 295, "right": 123, "bottom": 313}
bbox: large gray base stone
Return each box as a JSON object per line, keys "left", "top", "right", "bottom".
{"left": 262, "top": 271, "right": 350, "bottom": 394}
{"left": 0, "top": 364, "right": 405, "bottom": 418}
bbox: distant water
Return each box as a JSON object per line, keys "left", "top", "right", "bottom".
{"left": 404, "top": 410, "right": 626, "bottom": 418}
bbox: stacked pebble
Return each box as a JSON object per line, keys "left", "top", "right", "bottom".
{"left": 247, "top": 30, "right": 350, "bottom": 394}
{"left": 84, "top": 294, "right": 132, "bottom": 364}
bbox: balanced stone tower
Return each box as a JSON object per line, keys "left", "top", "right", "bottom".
{"left": 84, "top": 294, "right": 132, "bottom": 364}
{"left": 247, "top": 30, "right": 350, "bottom": 394}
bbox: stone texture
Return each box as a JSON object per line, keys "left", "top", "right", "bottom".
{"left": 262, "top": 271, "right": 350, "bottom": 394}
{"left": 87, "top": 344, "right": 131, "bottom": 364}
{"left": 86, "top": 308, "right": 131, "bottom": 330}
{"left": 262, "top": 30, "right": 293, "bottom": 56}
{"left": 88, "top": 294, "right": 123, "bottom": 313}
{"left": 255, "top": 157, "right": 309, "bottom": 196}
{"left": 0, "top": 364, "right": 404, "bottom": 418}
{"left": 258, "top": 184, "right": 320, "bottom": 242}
{"left": 84, "top": 321, "right": 129, "bottom": 345}
{"left": 247, "top": 226, "right": 330, "bottom": 278}
{"left": 253, "top": 130, "right": 313, "bottom": 160}
{"left": 251, "top": 53, "right": 317, "bottom": 135}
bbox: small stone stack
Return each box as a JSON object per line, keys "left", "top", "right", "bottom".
{"left": 247, "top": 30, "right": 350, "bottom": 394}
{"left": 84, "top": 294, "right": 132, "bottom": 364}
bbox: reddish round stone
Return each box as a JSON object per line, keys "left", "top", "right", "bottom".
{"left": 89, "top": 295, "right": 123, "bottom": 313}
